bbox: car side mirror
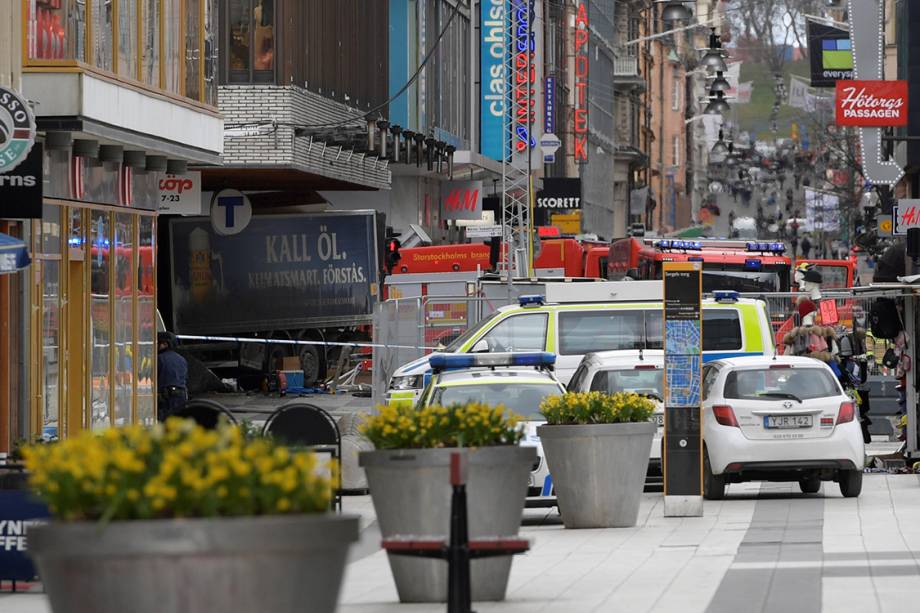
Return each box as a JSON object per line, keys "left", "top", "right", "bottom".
{"left": 471, "top": 339, "right": 489, "bottom": 353}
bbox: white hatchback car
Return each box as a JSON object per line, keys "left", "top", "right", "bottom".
{"left": 702, "top": 356, "right": 865, "bottom": 499}
{"left": 567, "top": 350, "right": 664, "bottom": 466}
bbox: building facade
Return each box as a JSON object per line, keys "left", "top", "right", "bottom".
{"left": 0, "top": 0, "right": 223, "bottom": 450}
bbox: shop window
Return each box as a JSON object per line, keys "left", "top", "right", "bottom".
{"left": 136, "top": 216, "right": 156, "bottom": 425}
{"left": 113, "top": 215, "right": 135, "bottom": 426}
{"left": 93, "top": 0, "right": 114, "bottom": 71}
{"left": 118, "top": 0, "right": 139, "bottom": 78}
{"left": 27, "top": 0, "right": 86, "bottom": 61}
{"left": 185, "top": 0, "right": 201, "bottom": 101}
{"left": 227, "top": 0, "right": 275, "bottom": 83}
{"left": 41, "top": 260, "right": 61, "bottom": 439}
{"left": 204, "top": 0, "right": 218, "bottom": 105}
{"left": 164, "top": 0, "right": 183, "bottom": 94}
{"left": 143, "top": 0, "right": 161, "bottom": 87}
{"left": 90, "top": 211, "right": 111, "bottom": 430}
{"left": 41, "top": 205, "right": 62, "bottom": 256}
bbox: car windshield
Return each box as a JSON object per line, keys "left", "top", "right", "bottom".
{"left": 590, "top": 368, "right": 663, "bottom": 399}
{"left": 723, "top": 367, "right": 841, "bottom": 401}
{"left": 442, "top": 311, "right": 502, "bottom": 352}
{"left": 430, "top": 383, "right": 562, "bottom": 419}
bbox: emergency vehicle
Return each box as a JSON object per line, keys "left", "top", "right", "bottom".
{"left": 607, "top": 237, "right": 793, "bottom": 292}
{"left": 386, "top": 283, "right": 775, "bottom": 405}
{"left": 794, "top": 258, "right": 858, "bottom": 289}
{"left": 418, "top": 352, "right": 565, "bottom": 504}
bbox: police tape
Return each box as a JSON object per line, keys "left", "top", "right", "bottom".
{"left": 175, "top": 334, "right": 439, "bottom": 352}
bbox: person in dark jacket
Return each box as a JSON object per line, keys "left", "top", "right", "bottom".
{"left": 157, "top": 332, "right": 188, "bottom": 422}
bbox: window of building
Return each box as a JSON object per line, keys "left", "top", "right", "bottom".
{"left": 113, "top": 214, "right": 135, "bottom": 426}
{"left": 118, "top": 0, "right": 139, "bottom": 78}
{"left": 204, "top": 0, "right": 219, "bottom": 105}
{"left": 26, "top": 0, "right": 86, "bottom": 61}
{"left": 671, "top": 77, "right": 681, "bottom": 111}
{"left": 93, "top": 0, "right": 114, "bottom": 71}
{"left": 90, "top": 210, "right": 112, "bottom": 430}
{"left": 143, "top": 0, "right": 161, "bottom": 87}
{"left": 227, "top": 0, "right": 275, "bottom": 83}
{"left": 672, "top": 135, "right": 680, "bottom": 166}
{"left": 136, "top": 216, "right": 157, "bottom": 425}
{"left": 185, "top": 0, "right": 201, "bottom": 100}
{"left": 163, "top": 0, "right": 182, "bottom": 93}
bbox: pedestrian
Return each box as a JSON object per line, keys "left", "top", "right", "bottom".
{"left": 157, "top": 332, "right": 189, "bottom": 422}
{"left": 801, "top": 235, "right": 812, "bottom": 259}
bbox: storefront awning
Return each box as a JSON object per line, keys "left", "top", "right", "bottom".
{"left": 0, "top": 233, "right": 31, "bottom": 274}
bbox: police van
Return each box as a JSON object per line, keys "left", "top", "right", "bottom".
{"left": 387, "top": 282, "right": 774, "bottom": 404}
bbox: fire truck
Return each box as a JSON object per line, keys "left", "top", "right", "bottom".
{"left": 392, "top": 237, "right": 609, "bottom": 279}
{"left": 794, "top": 258, "right": 858, "bottom": 289}
{"left": 606, "top": 237, "right": 793, "bottom": 292}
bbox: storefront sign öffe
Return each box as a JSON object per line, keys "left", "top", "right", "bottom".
{"left": 0, "top": 143, "right": 43, "bottom": 219}
{"left": 0, "top": 87, "right": 37, "bottom": 173}
{"left": 835, "top": 80, "right": 908, "bottom": 127}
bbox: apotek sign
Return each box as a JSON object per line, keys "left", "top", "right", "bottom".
{"left": 573, "top": 2, "right": 589, "bottom": 163}
{"left": 835, "top": 80, "right": 908, "bottom": 127}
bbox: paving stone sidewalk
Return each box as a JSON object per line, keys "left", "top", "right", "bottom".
{"left": 3, "top": 474, "right": 920, "bottom": 613}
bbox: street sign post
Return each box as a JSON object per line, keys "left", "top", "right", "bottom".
{"left": 662, "top": 261, "right": 703, "bottom": 518}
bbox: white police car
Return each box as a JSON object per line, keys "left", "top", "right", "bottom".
{"left": 418, "top": 353, "right": 564, "bottom": 505}
{"left": 567, "top": 350, "right": 664, "bottom": 466}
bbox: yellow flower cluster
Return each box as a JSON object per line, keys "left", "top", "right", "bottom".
{"left": 540, "top": 391, "right": 655, "bottom": 425}
{"left": 22, "top": 419, "right": 335, "bottom": 521}
{"left": 361, "top": 402, "right": 523, "bottom": 449}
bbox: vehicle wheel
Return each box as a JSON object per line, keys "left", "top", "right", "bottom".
{"left": 839, "top": 469, "right": 863, "bottom": 498}
{"left": 299, "top": 345, "right": 321, "bottom": 385}
{"left": 799, "top": 477, "right": 821, "bottom": 494}
{"left": 703, "top": 449, "right": 725, "bottom": 500}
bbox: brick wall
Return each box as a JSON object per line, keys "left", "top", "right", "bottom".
{"left": 219, "top": 85, "right": 391, "bottom": 190}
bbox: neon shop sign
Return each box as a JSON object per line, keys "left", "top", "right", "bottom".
{"left": 574, "top": 1, "right": 589, "bottom": 162}
{"left": 514, "top": 0, "right": 536, "bottom": 153}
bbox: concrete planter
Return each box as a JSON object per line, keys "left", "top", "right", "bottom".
{"left": 359, "top": 446, "right": 535, "bottom": 602}
{"left": 537, "top": 422, "right": 656, "bottom": 529}
{"left": 28, "top": 514, "right": 359, "bottom": 613}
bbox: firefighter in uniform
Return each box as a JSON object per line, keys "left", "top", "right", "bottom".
{"left": 157, "top": 332, "right": 188, "bottom": 421}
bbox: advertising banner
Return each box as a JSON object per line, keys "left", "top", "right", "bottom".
{"left": 835, "top": 80, "right": 908, "bottom": 127}
{"left": 0, "top": 143, "right": 43, "bottom": 219}
{"left": 807, "top": 21, "right": 854, "bottom": 87}
{"left": 169, "top": 212, "right": 379, "bottom": 333}
{"left": 0, "top": 491, "right": 50, "bottom": 581}
{"left": 663, "top": 262, "right": 703, "bottom": 516}
{"left": 480, "top": 0, "right": 506, "bottom": 161}
{"left": 441, "top": 180, "right": 483, "bottom": 221}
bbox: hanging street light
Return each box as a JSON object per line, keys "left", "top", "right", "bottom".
{"left": 708, "top": 71, "right": 730, "bottom": 95}
{"left": 661, "top": 1, "right": 693, "bottom": 25}
{"left": 700, "top": 28, "right": 728, "bottom": 72}
{"left": 705, "top": 91, "right": 731, "bottom": 114}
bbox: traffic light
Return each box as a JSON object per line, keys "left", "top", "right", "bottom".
{"left": 385, "top": 237, "right": 402, "bottom": 274}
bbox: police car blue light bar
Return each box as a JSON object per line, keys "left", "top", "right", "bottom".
{"left": 712, "top": 290, "right": 739, "bottom": 303}
{"left": 429, "top": 352, "right": 556, "bottom": 372}
{"left": 656, "top": 239, "right": 702, "bottom": 251}
{"left": 518, "top": 295, "right": 545, "bottom": 307}
{"left": 745, "top": 241, "right": 786, "bottom": 253}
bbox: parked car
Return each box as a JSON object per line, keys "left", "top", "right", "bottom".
{"left": 566, "top": 350, "right": 664, "bottom": 468}
{"left": 701, "top": 356, "right": 865, "bottom": 499}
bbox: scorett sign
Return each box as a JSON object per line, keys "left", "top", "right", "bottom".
{"left": 535, "top": 178, "right": 581, "bottom": 210}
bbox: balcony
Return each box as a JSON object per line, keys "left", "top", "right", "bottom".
{"left": 613, "top": 56, "right": 646, "bottom": 90}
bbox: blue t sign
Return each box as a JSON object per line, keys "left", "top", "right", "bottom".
{"left": 217, "top": 195, "right": 244, "bottom": 229}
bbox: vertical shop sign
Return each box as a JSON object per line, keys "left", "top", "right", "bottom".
{"left": 480, "top": 0, "right": 506, "bottom": 161}
{"left": 513, "top": 0, "right": 536, "bottom": 154}
{"left": 544, "top": 76, "right": 555, "bottom": 134}
{"left": 573, "top": 2, "right": 589, "bottom": 163}
{"left": 663, "top": 262, "right": 703, "bottom": 517}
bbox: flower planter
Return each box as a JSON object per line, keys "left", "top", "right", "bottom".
{"left": 28, "top": 514, "right": 359, "bottom": 613}
{"left": 537, "top": 422, "right": 656, "bottom": 528}
{"left": 359, "top": 446, "right": 535, "bottom": 602}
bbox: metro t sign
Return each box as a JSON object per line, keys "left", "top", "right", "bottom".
{"left": 835, "top": 80, "right": 908, "bottom": 127}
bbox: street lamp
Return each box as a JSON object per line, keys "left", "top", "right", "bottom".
{"left": 711, "top": 129, "right": 730, "bottom": 156}
{"left": 700, "top": 29, "right": 728, "bottom": 72}
{"left": 660, "top": 1, "right": 693, "bottom": 25}
{"left": 705, "top": 91, "right": 731, "bottom": 114}
{"left": 708, "top": 71, "right": 730, "bottom": 95}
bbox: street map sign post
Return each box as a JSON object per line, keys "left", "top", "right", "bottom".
{"left": 663, "top": 261, "right": 703, "bottom": 517}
